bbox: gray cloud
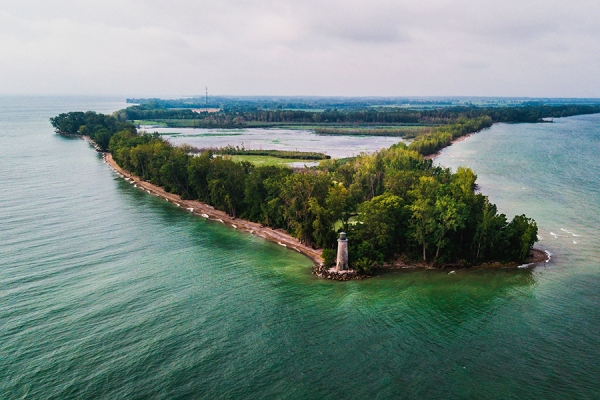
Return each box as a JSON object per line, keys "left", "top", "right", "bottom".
{"left": 0, "top": 0, "right": 598, "bottom": 97}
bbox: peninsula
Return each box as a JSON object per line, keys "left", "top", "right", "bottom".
{"left": 51, "top": 99, "right": 599, "bottom": 277}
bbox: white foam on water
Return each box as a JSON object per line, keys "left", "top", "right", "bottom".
{"left": 550, "top": 232, "right": 559, "bottom": 238}
{"left": 278, "top": 242, "right": 287, "bottom": 247}
{"left": 187, "top": 208, "right": 194, "bottom": 212}
{"left": 201, "top": 214, "right": 209, "bottom": 218}
{"left": 537, "top": 235, "right": 544, "bottom": 240}
{"left": 518, "top": 263, "right": 534, "bottom": 269}
{"left": 573, "top": 240, "right": 578, "bottom": 244}
{"left": 448, "top": 271, "right": 456, "bottom": 274}
{"left": 231, "top": 225, "right": 237, "bottom": 229}
{"left": 545, "top": 250, "right": 552, "bottom": 263}
{"left": 561, "top": 228, "right": 581, "bottom": 237}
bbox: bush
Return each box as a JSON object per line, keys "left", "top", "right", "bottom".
{"left": 321, "top": 248, "right": 336, "bottom": 267}
{"left": 353, "top": 257, "right": 376, "bottom": 275}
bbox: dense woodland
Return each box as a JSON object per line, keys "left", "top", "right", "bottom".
{"left": 50, "top": 111, "right": 136, "bottom": 151}
{"left": 51, "top": 109, "right": 545, "bottom": 274}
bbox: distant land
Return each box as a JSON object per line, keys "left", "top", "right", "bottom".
{"left": 125, "top": 96, "right": 600, "bottom": 111}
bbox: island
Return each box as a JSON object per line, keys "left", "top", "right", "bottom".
{"left": 51, "top": 99, "right": 600, "bottom": 279}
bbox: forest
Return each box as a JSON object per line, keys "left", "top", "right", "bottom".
{"left": 51, "top": 110, "right": 541, "bottom": 274}
{"left": 50, "top": 111, "right": 136, "bottom": 151}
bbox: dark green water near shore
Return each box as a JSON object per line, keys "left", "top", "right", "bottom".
{"left": 1, "top": 97, "right": 599, "bottom": 398}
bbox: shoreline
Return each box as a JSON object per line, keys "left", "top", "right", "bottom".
{"left": 84, "top": 135, "right": 549, "bottom": 278}
{"left": 379, "top": 247, "right": 550, "bottom": 271}
{"left": 100, "top": 151, "right": 324, "bottom": 267}
{"left": 424, "top": 131, "right": 477, "bottom": 160}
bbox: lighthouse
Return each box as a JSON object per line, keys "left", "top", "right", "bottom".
{"left": 335, "top": 232, "right": 349, "bottom": 271}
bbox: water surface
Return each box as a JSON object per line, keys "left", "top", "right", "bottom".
{"left": 2, "top": 99, "right": 599, "bottom": 398}
{"left": 147, "top": 126, "right": 404, "bottom": 158}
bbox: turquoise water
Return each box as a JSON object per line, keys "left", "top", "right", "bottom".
{"left": 1, "top": 98, "right": 599, "bottom": 398}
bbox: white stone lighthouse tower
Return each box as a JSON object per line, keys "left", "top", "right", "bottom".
{"left": 335, "top": 232, "right": 349, "bottom": 271}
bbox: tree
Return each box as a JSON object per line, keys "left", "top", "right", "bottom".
{"left": 472, "top": 199, "right": 507, "bottom": 260}
{"left": 408, "top": 176, "right": 438, "bottom": 262}
{"left": 279, "top": 173, "right": 331, "bottom": 245}
{"left": 506, "top": 215, "right": 538, "bottom": 262}
{"left": 351, "top": 193, "right": 405, "bottom": 261}
{"left": 432, "top": 195, "right": 467, "bottom": 261}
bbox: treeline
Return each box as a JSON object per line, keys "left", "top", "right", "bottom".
{"left": 197, "top": 146, "right": 330, "bottom": 160}
{"left": 50, "top": 111, "right": 136, "bottom": 151}
{"left": 117, "top": 104, "right": 600, "bottom": 128}
{"left": 105, "top": 127, "right": 537, "bottom": 274}
{"left": 408, "top": 117, "right": 493, "bottom": 156}
{"left": 315, "top": 127, "right": 432, "bottom": 137}
{"left": 116, "top": 105, "right": 199, "bottom": 121}
{"left": 118, "top": 108, "right": 428, "bottom": 125}
{"left": 126, "top": 97, "right": 454, "bottom": 111}
{"left": 453, "top": 104, "right": 600, "bottom": 123}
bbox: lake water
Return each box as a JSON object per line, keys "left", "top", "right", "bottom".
{"left": 146, "top": 126, "right": 404, "bottom": 158}
{"left": 2, "top": 97, "right": 599, "bottom": 398}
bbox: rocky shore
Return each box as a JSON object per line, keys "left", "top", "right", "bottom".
{"left": 312, "top": 265, "right": 365, "bottom": 281}
{"left": 97, "top": 147, "right": 324, "bottom": 267}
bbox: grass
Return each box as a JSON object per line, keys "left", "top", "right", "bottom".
{"left": 228, "top": 155, "right": 319, "bottom": 166}
{"left": 216, "top": 147, "right": 329, "bottom": 160}
{"left": 133, "top": 120, "right": 168, "bottom": 127}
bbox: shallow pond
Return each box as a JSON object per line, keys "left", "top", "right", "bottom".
{"left": 143, "top": 126, "right": 405, "bottom": 158}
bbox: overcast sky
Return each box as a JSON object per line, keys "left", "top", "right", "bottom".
{"left": 1, "top": 0, "right": 599, "bottom": 97}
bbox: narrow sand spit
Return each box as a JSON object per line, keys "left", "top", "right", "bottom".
{"left": 103, "top": 153, "right": 323, "bottom": 266}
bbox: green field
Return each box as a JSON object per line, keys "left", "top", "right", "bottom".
{"left": 133, "top": 120, "right": 168, "bottom": 127}
{"left": 228, "top": 155, "right": 318, "bottom": 166}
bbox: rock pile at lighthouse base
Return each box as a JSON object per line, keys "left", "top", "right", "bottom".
{"left": 312, "top": 265, "right": 365, "bottom": 281}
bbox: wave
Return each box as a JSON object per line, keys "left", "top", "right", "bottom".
{"left": 560, "top": 228, "right": 581, "bottom": 237}
{"left": 518, "top": 263, "right": 534, "bottom": 269}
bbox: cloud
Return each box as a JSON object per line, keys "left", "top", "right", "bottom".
{"left": 0, "top": 0, "right": 599, "bottom": 96}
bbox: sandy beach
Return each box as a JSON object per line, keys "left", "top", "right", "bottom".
{"left": 102, "top": 152, "right": 323, "bottom": 266}
{"left": 424, "top": 132, "right": 476, "bottom": 160}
